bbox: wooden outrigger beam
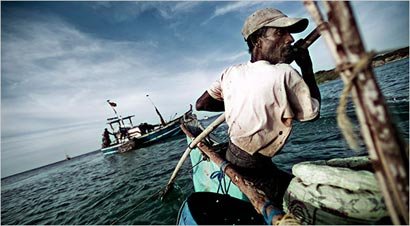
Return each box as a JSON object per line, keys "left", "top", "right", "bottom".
{"left": 180, "top": 124, "right": 285, "bottom": 225}
{"left": 304, "top": 1, "right": 409, "bottom": 224}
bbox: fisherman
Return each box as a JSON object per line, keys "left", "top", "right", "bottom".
{"left": 138, "top": 123, "right": 148, "bottom": 135}
{"left": 195, "top": 8, "right": 321, "bottom": 216}
{"left": 102, "top": 128, "right": 113, "bottom": 148}
{"left": 119, "top": 125, "right": 128, "bottom": 140}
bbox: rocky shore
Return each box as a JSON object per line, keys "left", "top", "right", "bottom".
{"left": 314, "top": 46, "right": 409, "bottom": 84}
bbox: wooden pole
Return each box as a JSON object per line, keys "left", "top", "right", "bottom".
{"left": 304, "top": 1, "right": 409, "bottom": 224}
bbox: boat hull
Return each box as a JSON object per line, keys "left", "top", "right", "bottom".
{"left": 133, "top": 119, "right": 183, "bottom": 146}
{"left": 101, "top": 143, "right": 123, "bottom": 155}
{"left": 117, "top": 119, "right": 183, "bottom": 153}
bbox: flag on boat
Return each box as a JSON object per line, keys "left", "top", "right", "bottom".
{"left": 107, "top": 100, "right": 117, "bottom": 107}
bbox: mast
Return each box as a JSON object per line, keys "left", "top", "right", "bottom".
{"left": 146, "top": 95, "right": 166, "bottom": 126}
{"left": 304, "top": 1, "right": 409, "bottom": 224}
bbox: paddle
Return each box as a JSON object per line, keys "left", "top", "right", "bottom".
{"left": 160, "top": 113, "right": 225, "bottom": 200}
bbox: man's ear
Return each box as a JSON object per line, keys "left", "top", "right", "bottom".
{"left": 253, "top": 37, "right": 261, "bottom": 48}
{"left": 252, "top": 38, "right": 260, "bottom": 48}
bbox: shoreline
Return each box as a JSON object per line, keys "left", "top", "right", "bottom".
{"left": 315, "top": 46, "right": 409, "bottom": 84}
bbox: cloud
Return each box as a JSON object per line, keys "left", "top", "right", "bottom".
{"left": 213, "top": 2, "right": 262, "bottom": 17}
{"left": 90, "top": 1, "right": 203, "bottom": 22}
{"left": 201, "top": 1, "right": 267, "bottom": 25}
{"left": 2, "top": 13, "right": 168, "bottom": 136}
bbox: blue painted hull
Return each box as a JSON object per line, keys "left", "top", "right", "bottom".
{"left": 101, "top": 143, "right": 122, "bottom": 155}
{"left": 177, "top": 200, "right": 197, "bottom": 225}
{"left": 134, "top": 119, "right": 183, "bottom": 146}
{"left": 101, "top": 117, "right": 183, "bottom": 155}
{"left": 187, "top": 135, "right": 248, "bottom": 201}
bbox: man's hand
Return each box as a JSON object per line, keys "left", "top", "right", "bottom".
{"left": 196, "top": 91, "right": 225, "bottom": 112}
{"left": 293, "top": 44, "right": 313, "bottom": 70}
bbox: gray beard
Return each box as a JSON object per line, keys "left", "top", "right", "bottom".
{"left": 281, "top": 46, "right": 295, "bottom": 64}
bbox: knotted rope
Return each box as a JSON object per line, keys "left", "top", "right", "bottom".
{"left": 336, "top": 52, "right": 375, "bottom": 152}
{"left": 210, "top": 161, "right": 232, "bottom": 194}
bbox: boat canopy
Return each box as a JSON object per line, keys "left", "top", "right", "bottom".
{"left": 107, "top": 115, "right": 135, "bottom": 124}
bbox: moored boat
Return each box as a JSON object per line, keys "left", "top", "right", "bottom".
{"left": 101, "top": 102, "right": 193, "bottom": 155}
{"left": 116, "top": 110, "right": 193, "bottom": 153}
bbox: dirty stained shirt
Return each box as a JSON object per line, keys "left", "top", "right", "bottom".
{"left": 207, "top": 60, "right": 319, "bottom": 157}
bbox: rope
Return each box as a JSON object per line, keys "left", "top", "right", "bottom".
{"left": 210, "top": 161, "right": 232, "bottom": 194}
{"left": 189, "top": 157, "right": 206, "bottom": 172}
{"left": 262, "top": 201, "right": 284, "bottom": 225}
{"left": 274, "top": 213, "right": 300, "bottom": 225}
{"left": 336, "top": 52, "right": 375, "bottom": 152}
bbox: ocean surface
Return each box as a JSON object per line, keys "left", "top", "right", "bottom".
{"left": 1, "top": 59, "right": 408, "bottom": 225}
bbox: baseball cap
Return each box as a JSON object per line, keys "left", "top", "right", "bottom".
{"left": 242, "top": 8, "right": 309, "bottom": 40}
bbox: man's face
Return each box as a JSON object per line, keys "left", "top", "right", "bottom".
{"left": 258, "top": 27, "right": 295, "bottom": 64}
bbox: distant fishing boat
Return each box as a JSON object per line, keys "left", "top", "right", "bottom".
{"left": 100, "top": 99, "right": 193, "bottom": 155}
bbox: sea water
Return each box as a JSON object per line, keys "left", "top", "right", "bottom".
{"left": 1, "top": 59, "right": 409, "bottom": 225}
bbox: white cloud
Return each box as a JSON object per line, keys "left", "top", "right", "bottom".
{"left": 2, "top": 15, "right": 170, "bottom": 136}
{"left": 201, "top": 1, "right": 269, "bottom": 25}
{"left": 213, "top": 1, "right": 262, "bottom": 17}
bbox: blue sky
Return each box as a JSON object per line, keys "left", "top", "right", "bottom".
{"left": 1, "top": 1, "right": 409, "bottom": 177}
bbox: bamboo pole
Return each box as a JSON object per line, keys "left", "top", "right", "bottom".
{"left": 304, "top": 1, "right": 409, "bottom": 224}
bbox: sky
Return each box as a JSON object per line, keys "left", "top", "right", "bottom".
{"left": 1, "top": 1, "right": 409, "bottom": 177}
